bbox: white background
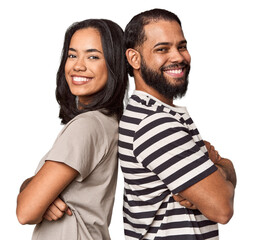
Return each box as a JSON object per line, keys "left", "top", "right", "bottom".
{"left": 1, "top": 0, "right": 252, "bottom": 239}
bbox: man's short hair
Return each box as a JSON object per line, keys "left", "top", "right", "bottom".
{"left": 124, "top": 8, "right": 182, "bottom": 76}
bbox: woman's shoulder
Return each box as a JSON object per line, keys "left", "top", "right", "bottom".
{"left": 66, "top": 110, "right": 118, "bottom": 135}
{"left": 76, "top": 110, "right": 117, "bottom": 125}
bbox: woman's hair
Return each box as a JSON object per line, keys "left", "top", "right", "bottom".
{"left": 124, "top": 8, "right": 182, "bottom": 76}
{"left": 56, "top": 19, "right": 128, "bottom": 124}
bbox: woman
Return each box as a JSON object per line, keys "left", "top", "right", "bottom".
{"left": 16, "top": 19, "right": 128, "bottom": 240}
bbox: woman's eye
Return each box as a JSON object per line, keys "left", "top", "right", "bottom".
{"left": 68, "top": 54, "right": 76, "bottom": 58}
{"left": 88, "top": 56, "right": 99, "bottom": 60}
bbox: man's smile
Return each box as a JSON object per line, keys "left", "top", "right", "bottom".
{"left": 163, "top": 68, "right": 185, "bottom": 78}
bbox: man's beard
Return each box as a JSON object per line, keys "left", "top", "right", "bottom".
{"left": 140, "top": 58, "right": 190, "bottom": 100}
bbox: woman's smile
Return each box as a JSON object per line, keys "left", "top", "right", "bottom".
{"left": 65, "top": 27, "right": 108, "bottom": 104}
{"left": 72, "top": 76, "right": 93, "bottom": 85}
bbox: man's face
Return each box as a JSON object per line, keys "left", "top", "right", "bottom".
{"left": 139, "top": 20, "right": 191, "bottom": 99}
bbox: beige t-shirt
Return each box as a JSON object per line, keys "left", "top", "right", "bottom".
{"left": 32, "top": 110, "right": 118, "bottom": 240}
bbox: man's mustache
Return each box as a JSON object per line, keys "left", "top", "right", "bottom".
{"left": 160, "top": 62, "right": 189, "bottom": 71}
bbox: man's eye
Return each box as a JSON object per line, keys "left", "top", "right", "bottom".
{"left": 156, "top": 48, "right": 167, "bottom": 52}
{"left": 179, "top": 45, "right": 187, "bottom": 51}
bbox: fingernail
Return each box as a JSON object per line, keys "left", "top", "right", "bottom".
{"left": 66, "top": 208, "right": 72, "bottom": 216}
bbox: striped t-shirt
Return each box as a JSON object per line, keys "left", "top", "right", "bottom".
{"left": 118, "top": 91, "right": 218, "bottom": 240}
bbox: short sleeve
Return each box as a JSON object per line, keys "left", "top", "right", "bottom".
{"left": 46, "top": 114, "right": 108, "bottom": 182}
{"left": 133, "top": 112, "right": 217, "bottom": 194}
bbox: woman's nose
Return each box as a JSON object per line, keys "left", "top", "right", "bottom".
{"left": 73, "top": 59, "right": 87, "bottom": 71}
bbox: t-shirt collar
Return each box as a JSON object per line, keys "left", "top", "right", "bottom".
{"left": 133, "top": 90, "right": 188, "bottom": 114}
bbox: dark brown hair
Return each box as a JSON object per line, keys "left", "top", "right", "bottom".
{"left": 56, "top": 19, "right": 128, "bottom": 124}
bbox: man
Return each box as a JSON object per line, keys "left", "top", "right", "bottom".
{"left": 118, "top": 8, "right": 236, "bottom": 239}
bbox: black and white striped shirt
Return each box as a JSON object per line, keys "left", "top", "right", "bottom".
{"left": 118, "top": 91, "right": 218, "bottom": 240}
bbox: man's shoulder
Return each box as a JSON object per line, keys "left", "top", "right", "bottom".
{"left": 121, "top": 93, "right": 184, "bottom": 128}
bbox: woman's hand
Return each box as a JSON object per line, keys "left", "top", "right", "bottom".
{"left": 43, "top": 197, "right": 72, "bottom": 221}
{"left": 16, "top": 161, "right": 78, "bottom": 225}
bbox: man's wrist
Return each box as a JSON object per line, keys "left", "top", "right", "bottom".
{"left": 215, "top": 164, "right": 227, "bottom": 179}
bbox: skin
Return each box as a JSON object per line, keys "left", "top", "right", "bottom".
{"left": 43, "top": 197, "right": 72, "bottom": 221}
{"left": 65, "top": 28, "right": 108, "bottom": 105}
{"left": 19, "top": 177, "right": 72, "bottom": 221}
{"left": 16, "top": 27, "right": 108, "bottom": 225}
{"left": 126, "top": 20, "right": 236, "bottom": 224}
{"left": 174, "top": 140, "right": 236, "bottom": 210}
{"left": 126, "top": 20, "right": 190, "bottom": 106}
{"left": 17, "top": 162, "right": 78, "bottom": 224}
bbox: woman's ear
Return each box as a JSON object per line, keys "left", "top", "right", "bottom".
{"left": 125, "top": 48, "right": 141, "bottom": 71}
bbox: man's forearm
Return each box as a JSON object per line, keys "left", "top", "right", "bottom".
{"left": 203, "top": 140, "right": 237, "bottom": 188}
{"left": 216, "top": 158, "right": 237, "bottom": 188}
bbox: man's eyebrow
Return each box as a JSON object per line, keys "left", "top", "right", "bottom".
{"left": 153, "top": 42, "right": 171, "bottom": 48}
{"left": 68, "top": 48, "right": 102, "bottom": 54}
{"left": 179, "top": 40, "right": 187, "bottom": 45}
{"left": 153, "top": 40, "right": 187, "bottom": 48}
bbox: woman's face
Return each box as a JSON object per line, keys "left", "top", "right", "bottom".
{"left": 65, "top": 27, "right": 108, "bottom": 105}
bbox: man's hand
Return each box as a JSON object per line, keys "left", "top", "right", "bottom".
{"left": 173, "top": 140, "right": 236, "bottom": 210}
{"left": 43, "top": 197, "right": 72, "bottom": 221}
{"left": 173, "top": 194, "right": 197, "bottom": 209}
{"left": 173, "top": 141, "right": 220, "bottom": 210}
{"left": 204, "top": 140, "right": 237, "bottom": 188}
{"left": 203, "top": 140, "right": 221, "bottom": 164}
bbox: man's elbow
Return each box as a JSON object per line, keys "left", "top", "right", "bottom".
{"left": 215, "top": 206, "right": 234, "bottom": 224}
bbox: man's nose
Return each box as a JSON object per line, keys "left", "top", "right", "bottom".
{"left": 169, "top": 48, "right": 185, "bottom": 63}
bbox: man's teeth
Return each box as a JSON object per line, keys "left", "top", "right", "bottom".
{"left": 167, "top": 69, "right": 183, "bottom": 74}
{"left": 73, "top": 77, "right": 91, "bottom": 82}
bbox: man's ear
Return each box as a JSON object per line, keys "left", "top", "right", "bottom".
{"left": 125, "top": 48, "right": 141, "bottom": 71}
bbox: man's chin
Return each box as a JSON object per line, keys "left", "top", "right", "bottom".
{"left": 166, "top": 77, "right": 186, "bottom": 87}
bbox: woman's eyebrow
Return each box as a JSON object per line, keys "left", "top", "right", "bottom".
{"left": 68, "top": 48, "right": 102, "bottom": 54}
{"left": 85, "top": 48, "right": 102, "bottom": 54}
{"left": 68, "top": 47, "right": 77, "bottom": 52}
